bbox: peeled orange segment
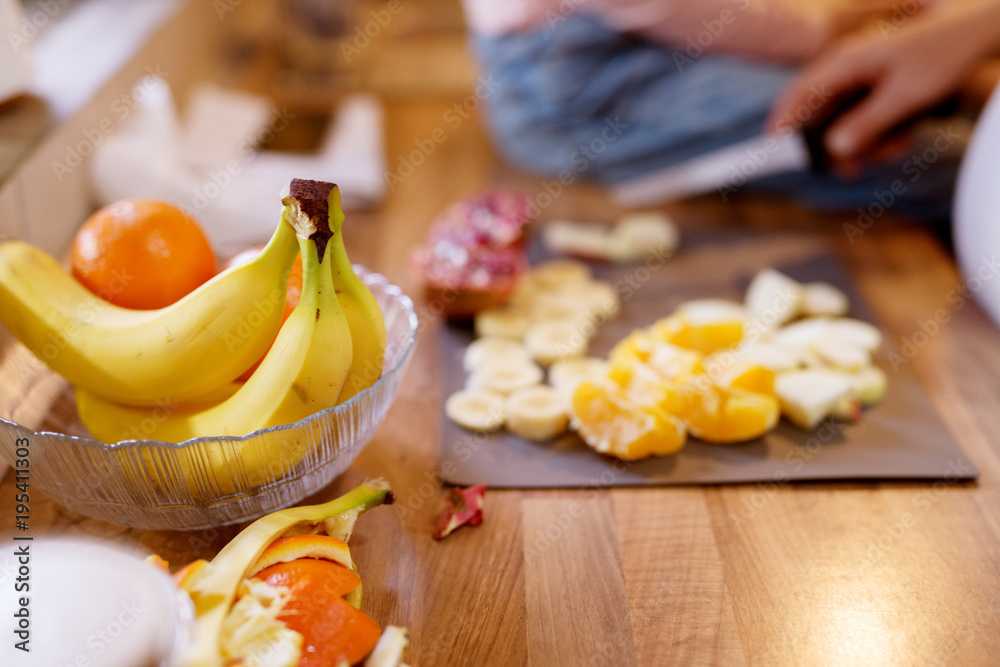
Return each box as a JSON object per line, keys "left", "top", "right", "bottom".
{"left": 716, "top": 363, "right": 776, "bottom": 395}
{"left": 254, "top": 559, "right": 380, "bottom": 667}
{"left": 570, "top": 381, "right": 686, "bottom": 461}
{"left": 676, "top": 379, "right": 779, "bottom": 443}
{"left": 608, "top": 329, "right": 660, "bottom": 367}
{"left": 608, "top": 360, "right": 682, "bottom": 414}
{"left": 247, "top": 534, "right": 353, "bottom": 578}
{"left": 644, "top": 341, "right": 703, "bottom": 383}
{"left": 650, "top": 312, "right": 744, "bottom": 356}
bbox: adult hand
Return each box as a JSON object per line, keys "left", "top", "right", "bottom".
{"left": 768, "top": 0, "right": 1000, "bottom": 161}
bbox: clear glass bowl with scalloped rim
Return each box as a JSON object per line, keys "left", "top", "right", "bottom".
{"left": 0, "top": 268, "right": 416, "bottom": 530}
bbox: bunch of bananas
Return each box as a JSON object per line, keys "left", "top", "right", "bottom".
{"left": 0, "top": 179, "right": 386, "bottom": 445}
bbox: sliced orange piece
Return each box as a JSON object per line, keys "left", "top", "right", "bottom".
{"left": 608, "top": 360, "right": 682, "bottom": 414}
{"left": 571, "top": 381, "right": 686, "bottom": 460}
{"left": 254, "top": 559, "right": 379, "bottom": 667}
{"left": 608, "top": 329, "right": 658, "bottom": 367}
{"left": 172, "top": 559, "right": 209, "bottom": 589}
{"left": 724, "top": 364, "right": 775, "bottom": 395}
{"left": 675, "top": 378, "right": 779, "bottom": 443}
{"left": 247, "top": 533, "right": 353, "bottom": 577}
{"left": 651, "top": 313, "right": 744, "bottom": 356}
{"left": 644, "top": 341, "right": 702, "bottom": 382}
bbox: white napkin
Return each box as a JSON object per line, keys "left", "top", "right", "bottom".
{"left": 90, "top": 79, "right": 386, "bottom": 255}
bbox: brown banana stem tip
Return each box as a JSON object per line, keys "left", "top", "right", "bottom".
{"left": 282, "top": 178, "right": 338, "bottom": 261}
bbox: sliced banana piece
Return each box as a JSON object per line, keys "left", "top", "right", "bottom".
{"left": 445, "top": 389, "right": 506, "bottom": 431}
{"left": 543, "top": 220, "right": 615, "bottom": 260}
{"left": 548, "top": 357, "right": 611, "bottom": 395}
{"left": 504, "top": 385, "right": 570, "bottom": 441}
{"left": 463, "top": 336, "right": 531, "bottom": 372}
{"left": 526, "top": 259, "right": 592, "bottom": 288}
{"left": 801, "top": 282, "right": 850, "bottom": 317}
{"left": 543, "top": 279, "right": 620, "bottom": 322}
{"left": 474, "top": 307, "right": 532, "bottom": 340}
{"left": 524, "top": 320, "right": 590, "bottom": 366}
{"left": 467, "top": 357, "right": 544, "bottom": 394}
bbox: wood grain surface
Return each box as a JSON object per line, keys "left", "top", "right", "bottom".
{"left": 3, "top": 3, "right": 1000, "bottom": 664}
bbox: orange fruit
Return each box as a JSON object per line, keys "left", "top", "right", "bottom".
{"left": 571, "top": 381, "right": 686, "bottom": 460}
{"left": 650, "top": 314, "right": 744, "bottom": 356}
{"left": 248, "top": 533, "right": 353, "bottom": 577}
{"left": 172, "top": 559, "right": 209, "bottom": 589}
{"left": 254, "top": 559, "right": 380, "bottom": 667}
{"left": 674, "top": 377, "right": 779, "bottom": 443}
{"left": 226, "top": 250, "right": 303, "bottom": 381}
{"left": 71, "top": 199, "right": 216, "bottom": 309}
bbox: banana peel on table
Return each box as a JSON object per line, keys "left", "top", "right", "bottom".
{"left": 163, "top": 479, "right": 408, "bottom": 667}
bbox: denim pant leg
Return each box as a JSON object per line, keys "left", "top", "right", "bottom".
{"left": 472, "top": 13, "right": 958, "bottom": 221}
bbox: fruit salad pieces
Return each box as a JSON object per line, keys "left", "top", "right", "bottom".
{"left": 447, "top": 265, "right": 888, "bottom": 461}
{"left": 410, "top": 189, "right": 533, "bottom": 317}
{"left": 446, "top": 259, "right": 622, "bottom": 441}
{"left": 543, "top": 211, "right": 680, "bottom": 263}
{"left": 433, "top": 484, "right": 487, "bottom": 540}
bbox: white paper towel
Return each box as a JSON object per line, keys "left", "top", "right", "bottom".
{"left": 90, "top": 79, "right": 386, "bottom": 255}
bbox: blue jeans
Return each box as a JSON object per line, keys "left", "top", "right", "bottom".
{"left": 472, "top": 13, "right": 959, "bottom": 221}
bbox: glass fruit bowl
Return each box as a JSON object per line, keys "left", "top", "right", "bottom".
{"left": 0, "top": 268, "right": 416, "bottom": 531}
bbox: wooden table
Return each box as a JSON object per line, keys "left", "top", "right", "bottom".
{"left": 4, "top": 24, "right": 1000, "bottom": 667}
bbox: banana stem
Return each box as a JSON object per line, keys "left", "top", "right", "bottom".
{"left": 282, "top": 179, "right": 338, "bottom": 262}
{"left": 182, "top": 479, "right": 393, "bottom": 667}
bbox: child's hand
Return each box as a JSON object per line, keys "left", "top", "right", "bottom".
{"left": 769, "top": 0, "right": 1000, "bottom": 161}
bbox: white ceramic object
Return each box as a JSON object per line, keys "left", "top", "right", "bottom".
{"left": 954, "top": 85, "right": 1000, "bottom": 328}
{"left": 0, "top": 537, "right": 191, "bottom": 666}
{"left": 0, "top": 0, "right": 32, "bottom": 103}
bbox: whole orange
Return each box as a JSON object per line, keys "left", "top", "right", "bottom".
{"left": 71, "top": 199, "right": 217, "bottom": 309}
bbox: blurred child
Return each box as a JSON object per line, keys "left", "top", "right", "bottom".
{"left": 461, "top": 0, "right": 966, "bottom": 220}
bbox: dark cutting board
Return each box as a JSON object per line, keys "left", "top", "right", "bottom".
{"left": 439, "top": 230, "right": 978, "bottom": 488}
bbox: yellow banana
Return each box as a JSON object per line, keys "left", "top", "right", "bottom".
{"left": 323, "top": 181, "right": 387, "bottom": 400}
{"left": 76, "top": 182, "right": 354, "bottom": 444}
{"left": 0, "top": 218, "right": 298, "bottom": 406}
